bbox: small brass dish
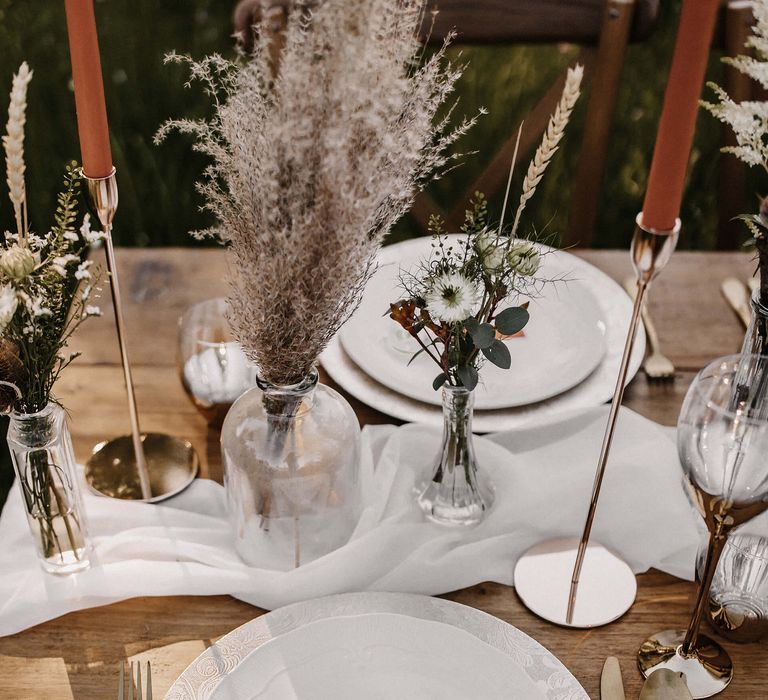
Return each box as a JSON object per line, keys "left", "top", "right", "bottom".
{"left": 85, "top": 433, "right": 199, "bottom": 502}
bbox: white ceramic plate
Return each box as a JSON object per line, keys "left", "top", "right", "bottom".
{"left": 340, "top": 244, "right": 607, "bottom": 409}
{"left": 165, "top": 592, "right": 588, "bottom": 700}
{"left": 322, "top": 240, "right": 645, "bottom": 432}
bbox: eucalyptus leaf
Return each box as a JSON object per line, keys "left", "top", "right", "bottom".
{"left": 465, "top": 319, "right": 495, "bottom": 349}
{"left": 495, "top": 306, "right": 529, "bottom": 336}
{"left": 432, "top": 372, "right": 448, "bottom": 391}
{"left": 482, "top": 339, "right": 511, "bottom": 369}
{"left": 457, "top": 365, "right": 479, "bottom": 391}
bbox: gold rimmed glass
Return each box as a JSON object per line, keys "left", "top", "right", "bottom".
{"left": 638, "top": 354, "right": 768, "bottom": 698}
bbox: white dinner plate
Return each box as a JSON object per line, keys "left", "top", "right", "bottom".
{"left": 321, "top": 238, "right": 645, "bottom": 432}
{"left": 165, "top": 592, "right": 588, "bottom": 700}
{"left": 340, "top": 242, "right": 607, "bottom": 409}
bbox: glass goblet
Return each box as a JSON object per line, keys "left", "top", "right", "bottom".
{"left": 638, "top": 354, "right": 768, "bottom": 698}
{"left": 178, "top": 298, "right": 258, "bottom": 426}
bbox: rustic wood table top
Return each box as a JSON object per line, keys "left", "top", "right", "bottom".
{"left": 0, "top": 247, "right": 764, "bottom": 699}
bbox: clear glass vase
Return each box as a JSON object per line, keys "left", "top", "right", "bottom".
{"left": 741, "top": 290, "right": 768, "bottom": 357}
{"left": 418, "top": 385, "right": 493, "bottom": 526}
{"left": 7, "top": 403, "right": 91, "bottom": 574}
{"left": 221, "top": 367, "right": 361, "bottom": 570}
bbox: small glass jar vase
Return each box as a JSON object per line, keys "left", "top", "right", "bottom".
{"left": 741, "top": 290, "right": 768, "bottom": 357}
{"left": 221, "top": 368, "right": 361, "bottom": 570}
{"left": 7, "top": 403, "right": 91, "bottom": 574}
{"left": 418, "top": 385, "right": 493, "bottom": 526}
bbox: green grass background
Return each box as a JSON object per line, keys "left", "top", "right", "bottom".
{"left": 0, "top": 0, "right": 760, "bottom": 507}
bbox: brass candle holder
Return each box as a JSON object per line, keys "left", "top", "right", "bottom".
{"left": 82, "top": 168, "right": 199, "bottom": 502}
{"left": 513, "top": 213, "right": 680, "bottom": 628}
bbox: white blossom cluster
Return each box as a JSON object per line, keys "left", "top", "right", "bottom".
{"left": 702, "top": 0, "right": 768, "bottom": 171}
{"left": 157, "top": 0, "right": 479, "bottom": 385}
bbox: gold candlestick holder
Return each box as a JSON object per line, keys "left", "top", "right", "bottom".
{"left": 513, "top": 213, "right": 680, "bottom": 628}
{"left": 82, "top": 168, "right": 199, "bottom": 502}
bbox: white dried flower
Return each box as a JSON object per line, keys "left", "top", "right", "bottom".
{"left": 0, "top": 284, "right": 18, "bottom": 332}
{"left": 507, "top": 242, "right": 541, "bottom": 277}
{"left": 75, "top": 260, "right": 93, "bottom": 280}
{"left": 474, "top": 229, "right": 505, "bottom": 274}
{"left": 0, "top": 244, "right": 36, "bottom": 280}
{"left": 2, "top": 62, "right": 32, "bottom": 241}
{"left": 425, "top": 272, "right": 481, "bottom": 324}
{"left": 84, "top": 305, "right": 102, "bottom": 317}
{"left": 79, "top": 214, "right": 104, "bottom": 244}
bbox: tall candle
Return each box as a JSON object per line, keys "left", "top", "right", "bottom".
{"left": 64, "top": 0, "right": 113, "bottom": 178}
{"left": 641, "top": 0, "right": 720, "bottom": 232}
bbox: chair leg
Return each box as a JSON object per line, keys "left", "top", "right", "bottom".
{"left": 717, "top": 2, "right": 754, "bottom": 250}
{"left": 565, "top": 0, "right": 635, "bottom": 248}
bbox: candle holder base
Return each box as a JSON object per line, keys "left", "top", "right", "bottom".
{"left": 85, "top": 433, "right": 199, "bottom": 502}
{"left": 638, "top": 629, "right": 732, "bottom": 698}
{"left": 514, "top": 537, "right": 637, "bottom": 628}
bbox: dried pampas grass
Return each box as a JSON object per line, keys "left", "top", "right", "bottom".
{"left": 158, "top": 0, "right": 477, "bottom": 385}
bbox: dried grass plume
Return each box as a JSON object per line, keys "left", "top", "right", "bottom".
{"left": 3, "top": 62, "right": 32, "bottom": 244}
{"left": 157, "top": 0, "right": 477, "bottom": 385}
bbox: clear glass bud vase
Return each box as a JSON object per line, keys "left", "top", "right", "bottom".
{"left": 741, "top": 290, "right": 768, "bottom": 357}
{"left": 7, "top": 403, "right": 91, "bottom": 574}
{"left": 221, "top": 368, "right": 361, "bottom": 570}
{"left": 418, "top": 385, "right": 493, "bottom": 526}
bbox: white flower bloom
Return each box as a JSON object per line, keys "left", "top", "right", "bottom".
{"left": 424, "top": 272, "right": 482, "bottom": 324}
{"left": 84, "top": 305, "right": 102, "bottom": 317}
{"left": 81, "top": 285, "right": 92, "bottom": 301}
{"left": 75, "top": 260, "right": 93, "bottom": 280}
{"left": 0, "top": 244, "right": 36, "bottom": 280}
{"left": 0, "top": 284, "right": 18, "bottom": 332}
{"left": 474, "top": 229, "right": 506, "bottom": 274}
{"left": 80, "top": 214, "right": 105, "bottom": 244}
{"left": 507, "top": 242, "right": 541, "bottom": 277}
{"left": 64, "top": 230, "right": 79, "bottom": 241}
{"left": 52, "top": 254, "right": 79, "bottom": 268}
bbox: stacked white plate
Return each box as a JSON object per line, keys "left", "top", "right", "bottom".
{"left": 166, "top": 592, "right": 588, "bottom": 699}
{"left": 321, "top": 236, "right": 645, "bottom": 432}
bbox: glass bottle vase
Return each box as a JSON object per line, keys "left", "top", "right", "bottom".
{"left": 741, "top": 290, "right": 768, "bottom": 357}
{"left": 7, "top": 403, "right": 91, "bottom": 574}
{"left": 418, "top": 385, "right": 493, "bottom": 526}
{"left": 221, "top": 368, "right": 361, "bottom": 570}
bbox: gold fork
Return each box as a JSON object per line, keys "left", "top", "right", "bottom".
{"left": 118, "top": 661, "right": 152, "bottom": 700}
{"left": 623, "top": 277, "right": 675, "bottom": 381}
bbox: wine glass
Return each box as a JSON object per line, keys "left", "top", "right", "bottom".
{"left": 638, "top": 354, "right": 768, "bottom": 698}
{"left": 178, "top": 298, "right": 258, "bottom": 426}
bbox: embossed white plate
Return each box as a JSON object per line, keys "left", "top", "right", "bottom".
{"left": 165, "top": 592, "right": 588, "bottom": 700}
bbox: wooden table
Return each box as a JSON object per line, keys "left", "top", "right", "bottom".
{"left": 0, "top": 248, "right": 764, "bottom": 699}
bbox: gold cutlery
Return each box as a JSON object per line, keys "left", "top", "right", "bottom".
{"left": 639, "top": 669, "right": 693, "bottom": 700}
{"left": 118, "top": 661, "right": 152, "bottom": 700}
{"left": 623, "top": 277, "right": 675, "bottom": 381}
{"left": 600, "top": 656, "right": 625, "bottom": 700}
{"left": 721, "top": 277, "right": 751, "bottom": 328}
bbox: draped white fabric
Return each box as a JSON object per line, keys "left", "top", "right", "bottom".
{"left": 0, "top": 406, "right": 704, "bottom": 636}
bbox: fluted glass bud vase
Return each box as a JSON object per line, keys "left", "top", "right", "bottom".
{"left": 7, "top": 403, "right": 91, "bottom": 574}
{"left": 418, "top": 385, "right": 493, "bottom": 526}
{"left": 742, "top": 290, "right": 768, "bottom": 357}
{"left": 221, "top": 368, "right": 361, "bottom": 570}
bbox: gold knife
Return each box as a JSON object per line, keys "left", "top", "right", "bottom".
{"left": 721, "top": 277, "right": 751, "bottom": 328}
{"left": 600, "top": 657, "right": 625, "bottom": 700}
{"left": 639, "top": 669, "right": 693, "bottom": 700}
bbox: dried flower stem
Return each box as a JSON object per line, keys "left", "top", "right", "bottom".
{"left": 509, "top": 64, "right": 583, "bottom": 244}
{"left": 3, "top": 62, "right": 33, "bottom": 246}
